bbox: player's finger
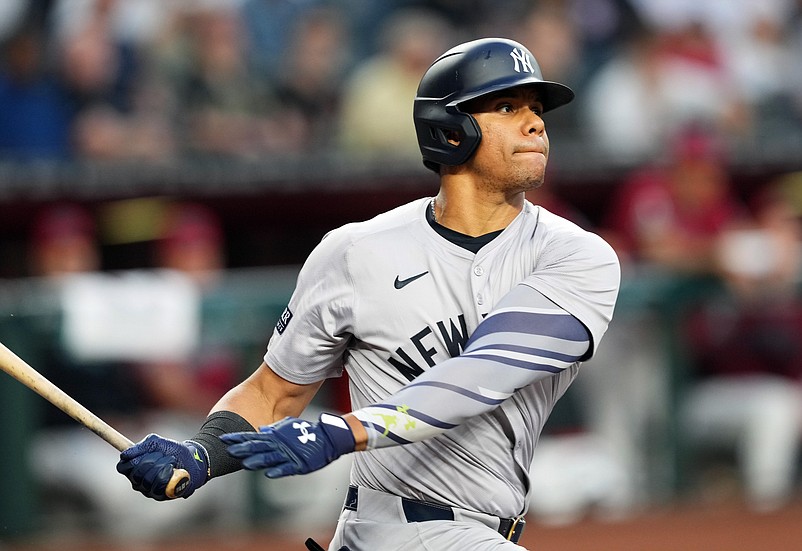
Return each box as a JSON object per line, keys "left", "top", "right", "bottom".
{"left": 240, "top": 451, "right": 287, "bottom": 470}
{"left": 265, "top": 461, "right": 298, "bottom": 478}
{"left": 225, "top": 439, "right": 280, "bottom": 457}
{"left": 128, "top": 452, "right": 172, "bottom": 485}
{"left": 137, "top": 457, "right": 174, "bottom": 488}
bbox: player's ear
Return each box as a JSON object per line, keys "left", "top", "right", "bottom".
{"left": 446, "top": 130, "right": 461, "bottom": 146}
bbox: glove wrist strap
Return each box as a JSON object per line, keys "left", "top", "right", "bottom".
{"left": 318, "top": 413, "right": 356, "bottom": 459}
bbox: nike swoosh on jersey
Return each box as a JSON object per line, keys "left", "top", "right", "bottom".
{"left": 394, "top": 271, "right": 429, "bottom": 289}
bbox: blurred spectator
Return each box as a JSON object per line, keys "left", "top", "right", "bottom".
{"left": 397, "top": 0, "right": 526, "bottom": 37}
{"left": 52, "top": 0, "right": 137, "bottom": 113}
{"left": 717, "top": 184, "right": 802, "bottom": 299}
{"left": 123, "top": 201, "right": 247, "bottom": 530}
{"left": 155, "top": 201, "right": 226, "bottom": 288}
{"left": 336, "top": 8, "right": 455, "bottom": 160}
{"left": 657, "top": 19, "right": 747, "bottom": 133}
{"left": 241, "top": 0, "right": 388, "bottom": 77}
{"left": 604, "top": 124, "right": 746, "bottom": 272}
{"left": 580, "top": 19, "right": 747, "bottom": 164}
{"left": 155, "top": 3, "right": 303, "bottom": 159}
{"left": 70, "top": 99, "right": 176, "bottom": 160}
{"left": 515, "top": 2, "right": 581, "bottom": 87}
{"left": 627, "top": 0, "right": 801, "bottom": 141}
{"left": 272, "top": 5, "right": 353, "bottom": 150}
{"left": 569, "top": 0, "right": 644, "bottom": 85}
{"left": 712, "top": 1, "right": 798, "bottom": 133}
{"left": 49, "top": 0, "right": 177, "bottom": 160}
{"left": 239, "top": 0, "right": 316, "bottom": 83}
{"left": 680, "top": 178, "right": 802, "bottom": 511}
{"left": 27, "top": 203, "right": 100, "bottom": 278}
{"left": 578, "top": 23, "right": 664, "bottom": 163}
{"left": 0, "top": 15, "right": 73, "bottom": 161}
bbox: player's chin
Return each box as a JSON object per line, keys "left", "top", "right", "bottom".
{"left": 525, "top": 178, "right": 545, "bottom": 192}
{"left": 509, "top": 164, "right": 546, "bottom": 191}
{"left": 513, "top": 153, "right": 546, "bottom": 173}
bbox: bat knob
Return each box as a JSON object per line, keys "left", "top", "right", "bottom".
{"left": 165, "top": 468, "right": 191, "bottom": 499}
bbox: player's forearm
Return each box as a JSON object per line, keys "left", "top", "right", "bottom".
{"left": 190, "top": 362, "right": 322, "bottom": 479}
{"left": 210, "top": 362, "right": 322, "bottom": 429}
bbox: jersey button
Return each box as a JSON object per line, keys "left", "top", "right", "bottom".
{"left": 474, "top": 266, "right": 484, "bottom": 276}
{"left": 476, "top": 293, "right": 484, "bottom": 305}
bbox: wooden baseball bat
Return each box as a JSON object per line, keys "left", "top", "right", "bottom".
{"left": 0, "top": 340, "right": 190, "bottom": 499}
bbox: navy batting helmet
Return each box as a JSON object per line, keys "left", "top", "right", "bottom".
{"left": 413, "top": 38, "right": 575, "bottom": 173}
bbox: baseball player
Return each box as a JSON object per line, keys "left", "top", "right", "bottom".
{"left": 117, "top": 38, "right": 620, "bottom": 550}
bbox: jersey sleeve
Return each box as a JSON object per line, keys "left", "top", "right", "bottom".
{"left": 264, "top": 227, "right": 356, "bottom": 384}
{"left": 524, "top": 223, "right": 620, "bottom": 358}
{"left": 351, "top": 283, "right": 591, "bottom": 449}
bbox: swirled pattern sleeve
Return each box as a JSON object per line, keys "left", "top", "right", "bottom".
{"left": 352, "top": 283, "right": 590, "bottom": 449}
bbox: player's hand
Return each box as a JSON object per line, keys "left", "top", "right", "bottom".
{"left": 222, "top": 413, "right": 355, "bottom": 478}
{"left": 117, "top": 434, "right": 209, "bottom": 500}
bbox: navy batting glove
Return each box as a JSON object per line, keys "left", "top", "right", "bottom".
{"left": 222, "top": 413, "right": 355, "bottom": 478}
{"left": 117, "top": 434, "right": 209, "bottom": 501}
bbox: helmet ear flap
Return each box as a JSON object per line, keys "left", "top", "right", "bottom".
{"left": 414, "top": 102, "right": 482, "bottom": 173}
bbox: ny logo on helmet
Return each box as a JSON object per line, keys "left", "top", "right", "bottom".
{"left": 509, "top": 48, "right": 535, "bottom": 74}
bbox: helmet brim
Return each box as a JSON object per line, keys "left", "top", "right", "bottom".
{"left": 451, "top": 79, "right": 575, "bottom": 114}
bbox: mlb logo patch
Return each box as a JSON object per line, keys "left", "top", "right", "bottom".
{"left": 276, "top": 306, "right": 293, "bottom": 334}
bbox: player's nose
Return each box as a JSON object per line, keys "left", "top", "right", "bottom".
{"left": 522, "top": 111, "right": 545, "bottom": 136}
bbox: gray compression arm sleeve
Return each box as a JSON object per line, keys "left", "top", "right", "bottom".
{"left": 351, "top": 283, "right": 590, "bottom": 449}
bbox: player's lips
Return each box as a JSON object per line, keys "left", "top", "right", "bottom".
{"left": 513, "top": 143, "right": 546, "bottom": 155}
{"left": 513, "top": 148, "right": 546, "bottom": 156}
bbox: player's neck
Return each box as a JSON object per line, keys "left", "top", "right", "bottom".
{"left": 433, "top": 186, "right": 524, "bottom": 237}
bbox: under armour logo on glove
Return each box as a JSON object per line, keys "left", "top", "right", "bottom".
{"left": 222, "top": 413, "right": 356, "bottom": 478}
{"left": 294, "top": 421, "right": 316, "bottom": 444}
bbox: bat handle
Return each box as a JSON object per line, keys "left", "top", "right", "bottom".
{"left": 305, "top": 538, "right": 327, "bottom": 551}
{"left": 165, "top": 468, "right": 191, "bottom": 499}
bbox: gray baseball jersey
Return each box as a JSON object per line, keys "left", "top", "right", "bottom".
{"left": 265, "top": 197, "right": 619, "bottom": 518}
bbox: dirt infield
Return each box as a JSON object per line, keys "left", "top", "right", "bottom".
{"left": 6, "top": 499, "right": 802, "bottom": 551}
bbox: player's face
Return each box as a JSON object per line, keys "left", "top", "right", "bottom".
{"left": 462, "top": 87, "right": 549, "bottom": 195}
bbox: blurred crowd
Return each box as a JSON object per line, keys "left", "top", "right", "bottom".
{"left": 0, "top": 0, "right": 801, "bottom": 166}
